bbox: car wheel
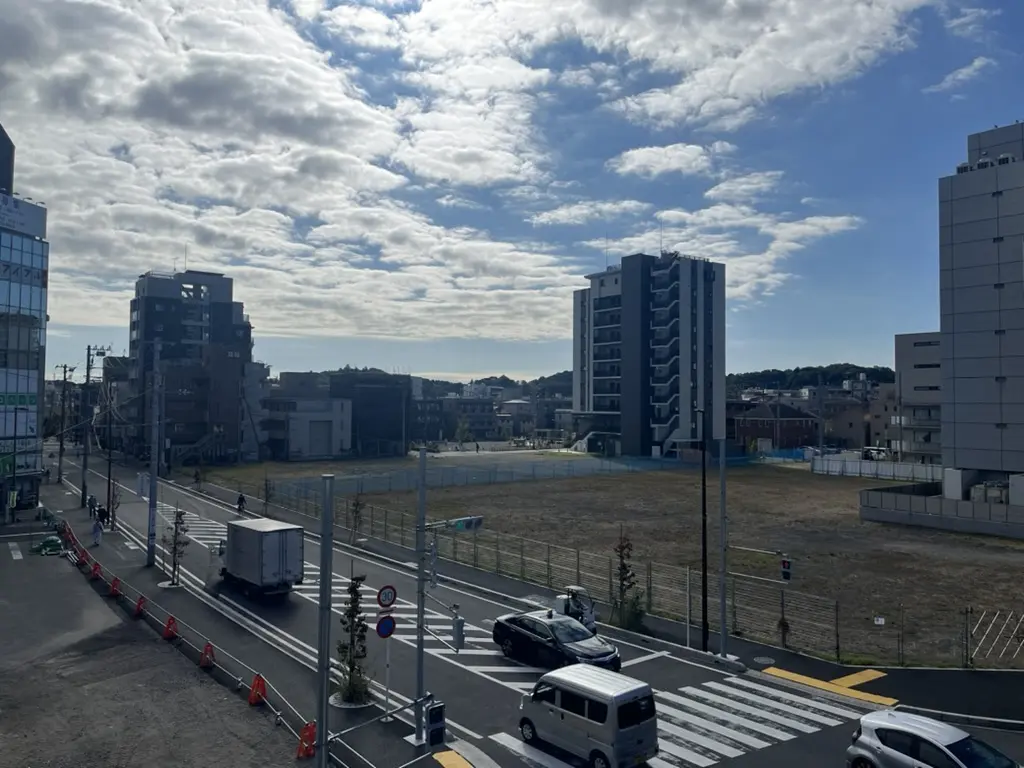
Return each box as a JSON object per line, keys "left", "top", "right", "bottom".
{"left": 851, "top": 760, "right": 875, "bottom": 768}
{"left": 519, "top": 719, "right": 537, "bottom": 744}
{"left": 501, "top": 639, "right": 514, "bottom": 658}
{"left": 590, "top": 751, "right": 610, "bottom": 768}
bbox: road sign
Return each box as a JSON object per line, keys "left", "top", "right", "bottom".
{"left": 377, "top": 585, "right": 397, "bottom": 609}
{"left": 376, "top": 614, "right": 396, "bottom": 639}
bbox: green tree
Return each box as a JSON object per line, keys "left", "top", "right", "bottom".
{"left": 161, "top": 507, "right": 189, "bottom": 586}
{"left": 348, "top": 494, "right": 365, "bottom": 545}
{"left": 613, "top": 527, "right": 645, "bottom": 631}
{"left": 336, "top": 574, "right": 371, "bottom": 704}
{"left": 455, "top": 418, "right": 472, "bottom": 445}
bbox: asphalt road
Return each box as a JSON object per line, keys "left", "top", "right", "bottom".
{"left": 60, "top": 459, "right": 954, "bottom": 768}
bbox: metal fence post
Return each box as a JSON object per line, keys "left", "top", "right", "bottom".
{"left": 473, "top": 529, "right": 479, "bottom": 567}
{"left": 520, "top": 538, "right": 525, "bottom": 580}
{"left": 369, "top": 505, "right": 376, "bottom": 538}
{"left": 575, "top": 550, "right": 581, "bottom": 584}
{"left": 383, "top": 506, "right": 389, "bottom": 542}
{"left": 779, "top": 590, "right": 787, "bottom": 648}
{"left": 607, "top": 557, "right": 613, "bottom": 604}
{"left": 453, "top": 533, "right": 459, "bottom": 564}
{"left": 546, "top": 545, "right": 552, "bottom": 587}
{"left": 898, "top": 603, "right": 905, "bottom": 666}
{"left": 686, "top": 567, "right": 691, "bottom": 648}
{"left": 496, "top": 534, "right": 501, "bottom": 574}
{"left": 645, "top": 561, "right": 653, "bottom": 614}
{"left": 730, "top": 575, "right": 736, "bottom": 633}
{"left": 399, "top": 509, "right": 405, "bottom": 547}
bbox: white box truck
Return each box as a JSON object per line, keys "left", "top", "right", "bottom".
{"left": 215, "top": 518, "right": 304, "bottom": 598}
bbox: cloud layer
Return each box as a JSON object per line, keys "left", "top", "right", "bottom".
{"left": 0, "top": 0, "right": 934, "bottom": 343}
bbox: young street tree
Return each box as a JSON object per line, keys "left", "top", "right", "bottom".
{"left": 337, "top": 573, "right": 370, "bottom": 704}
{"left": 348, "top": 494, "right": 365, "bottom": 546}
{"left": 455, "top": 418, "right": 471, "bottom": 446}
{"left": 613, "top": 525, "right": 645, "bottom": 630}
{"left": 164, "top": 508, "right": 189, "bottom": 586}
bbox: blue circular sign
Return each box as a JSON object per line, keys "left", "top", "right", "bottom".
{"left": 376, "top": 614, "right": 397, "bottom": 639}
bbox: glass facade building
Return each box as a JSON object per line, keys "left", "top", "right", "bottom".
{"left": 0, "top": 224, "right": 48, "bottom": 513}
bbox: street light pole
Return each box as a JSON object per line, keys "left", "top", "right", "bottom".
{"left": 718, "top": 437, "right": 728, "bottom": 658}
{"left": 700, "top": 408, "right": 709, "bottom": 653}
{"left": 414, "top": 446, "right": 427, "bottom": 744}
{"left": 57, "top": 365, "right": 74, "bottom": 483}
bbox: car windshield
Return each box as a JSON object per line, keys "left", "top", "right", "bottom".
{"left": 550, "top": 619, "right": 594, "bottom": 643}
{"left": 946, "top": 736, "right": 1017, "bottom": 768}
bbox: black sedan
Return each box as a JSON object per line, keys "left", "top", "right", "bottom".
{"left": 492, "top": 609, "right": 621, "bottom": 671}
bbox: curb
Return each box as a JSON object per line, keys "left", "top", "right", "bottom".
{"left": 165, "top": 479, "right": 751, "bottom": 675}
{"left": 894, "top": 705, "right": 1024, "bottom": 732}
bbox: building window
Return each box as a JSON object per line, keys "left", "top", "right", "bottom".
{"left": 914, "top": 386, "right": 940, "bottom": 391}
{"left": 913, "top": 363, "right": 940, "bottom": 369}
{"left": 912, "top": 340, "right": 939, "bottom": 347}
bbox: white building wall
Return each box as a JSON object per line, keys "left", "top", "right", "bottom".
{"left": 286, "top": 398, "right": 351, "bottom": 460}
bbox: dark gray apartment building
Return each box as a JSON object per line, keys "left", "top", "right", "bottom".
{"left": 940, "top": 123, "right": 1024, "bottom": 486}
{"left": 126, "top": 270, "right": 252, "bottom": 466}
{"left": 572, "top": 252, "right": 726, "bottom": 458}
{"left": 0, "top": 122, "right": 13, "bottom": 195}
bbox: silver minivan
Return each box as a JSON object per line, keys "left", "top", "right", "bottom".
{"left": 518, "top": 664, "right": 660, "bottom": 768}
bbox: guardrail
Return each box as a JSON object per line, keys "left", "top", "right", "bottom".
{"left": 54, "top": 520, "right": 323, "bottom": 761}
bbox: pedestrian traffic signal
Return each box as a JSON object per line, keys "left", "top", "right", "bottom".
{"left": 425, "top": 700, "right": 446, "bottom": 746}
{"left": 780, "top": 558, "right": 792, "bottom": 582}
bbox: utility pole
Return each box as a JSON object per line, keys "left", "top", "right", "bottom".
{"left": 80, "top": 345, "right": 109, "bottom": 507}
{"left": 699, "top": 407, "right": 709, "bottom": 653}
{"left": 105, "top": 383, "right": 114, "bottom": 513}
{"left": 414, "top": 446, "right": 427, "bottom": 744}
{"left": 316, "top": 474, "right": 335, "bottom": 768}
{"left": 57, "top": 365, "right": 73, "bottom": 483}
{"left": 817, "top": 372, "right": 825, "bottom": 457}
{"left": 147, "top": 340, "right": 161, "bottom": 567}
{"left": 718, "top": 436, "right": 727, "bottom": 658}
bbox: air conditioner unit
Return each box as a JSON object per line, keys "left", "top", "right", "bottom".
{"left": 956, "top": 162, "right": 972, "bottom": 174}
{"left": 977, "top": 159, "right": 994, "bottom": 169}
{"left": 997, "top": 154, "right": 1016, "bottom": 165}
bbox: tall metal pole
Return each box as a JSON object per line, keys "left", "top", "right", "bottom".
{"left": 146, "top": 341, "right": 161, "bottom": 567}
{"left": 414, "top": 446, "right": 427, "bottom": 744}
{"left": 80, "top": 345, "right": 93, "bottom": 508}
{"left": 817, "top": 372, "right": 825, "bottom": 458}
{"left": 57, "top": 365, "right": 69, "bottom": 483}
{"left": 316, "top": 474, "right": 335, "bottom": 768}
{"left": 718, "top": 437, "right": 727, "bottom": 658}
{"left": 106, "top": 384, "right": 114, "bottom": 512}
{"left": 700, "top": 409, "right": 709, "bottom": 653}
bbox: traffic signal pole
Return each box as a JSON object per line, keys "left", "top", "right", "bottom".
{"left": 414, "top": 446, "right": 427, "bottom": 744}
{"left": 316, "top": 473, "right": 334, "bottom": 768}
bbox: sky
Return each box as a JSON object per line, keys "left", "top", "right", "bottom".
{"left": 3, "top": 0, "right": 1022, "bottom": 383}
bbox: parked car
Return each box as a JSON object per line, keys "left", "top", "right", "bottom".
{"left": 847, "top": 710, "right": 1020, "bottom": 768}
{"left": 492, "top": 609, "right": 621, "bottom": 671}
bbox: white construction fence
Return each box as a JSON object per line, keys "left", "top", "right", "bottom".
{"left": 811, "top": 457, "right": 943, "bottom": 482}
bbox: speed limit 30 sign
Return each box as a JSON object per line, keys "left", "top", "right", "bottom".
{"left": 377, "top": 585, "right": 397, "bottom": 609}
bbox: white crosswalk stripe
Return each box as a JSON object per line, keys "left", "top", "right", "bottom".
{"left": 489, "top": 676, "right": 869, "bottom": 768}
{"left": 162, "top": 509, "right": 552, "bottom": 689}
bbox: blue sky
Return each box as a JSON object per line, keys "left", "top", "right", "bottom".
{"left": 3, "top": 0, "right": 1021, "bottom": 382}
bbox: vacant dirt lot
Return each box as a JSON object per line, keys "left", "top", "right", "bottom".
{"left": 366, "top": 464, "right": 1024, "bottom": 667}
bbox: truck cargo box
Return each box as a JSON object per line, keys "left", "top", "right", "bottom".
{"left": 224, "top": 518, "right": 304, "bottom": 591}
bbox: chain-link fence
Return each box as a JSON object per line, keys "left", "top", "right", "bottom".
{"left": 269, "top": 455, "right": 756, "bottom": 497}
{"left": 194, "top": 476, "right": 1023, "bottom": 669}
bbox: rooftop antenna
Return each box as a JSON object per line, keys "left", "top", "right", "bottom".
{"left": 604, "top": 231, "right": 609, "bottom": 270}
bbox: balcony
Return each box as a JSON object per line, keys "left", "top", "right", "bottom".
{"left": 593, "top": 310, "right": 621, "bottom": 329}
{"left": 593, "top": 365, "right": 621, "bottom": 379}
{"left": 593, "top": 330, "right": 622, "bottom": 345}
{"left": 908, "top": 442, "right": 941, "bottom": 454}
{"left": 651, "top": 285, "right": 679, "bottom": 308}
{"left": 651, "top": 340, "right": 679, "bottom": 364}
{"left": 651, "top": 363, "right": 679, "bottom": 387}
{"left": 593, "top": 383, "right": 621, "bottom": 397}
{"left": 651, "top": 390, "right": 679, "bottom": 410}
{"left": 651, "top": 300, "right": 679, "bottom": 326}
{"left": 651, "top": 409, "right": 679, "bottom": 429}
{"left": 651, "top": 327, "right": 679, "bottom": 349}
{"left": 593, "top": 350, "right": 621, "bottom": 362}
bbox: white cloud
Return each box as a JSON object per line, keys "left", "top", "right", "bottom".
{"left": 705, "top": 171, "right": 784, "bottom": 202}
{"left": 943, "top": 7, "right": 1001, "bottom": 40}
{"left": 585, "top": 205, "right": 862, "bottom": 299}
{"left": 0, "top": 0, "right": 889, "bottom": 348}
{"left": 923, "top": 57, "right": 995, "bottom": 94}
{"left": 530, "top": 200, "right": 652, "bottom": 226}
{"left": 608, "top": 143, "right": 729, "bottom": 179}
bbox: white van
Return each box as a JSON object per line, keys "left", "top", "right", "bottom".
{"left": 518, "top": 665, "right": 660, "bottom": 768}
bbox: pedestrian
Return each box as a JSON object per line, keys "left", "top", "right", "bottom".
{"left": 98, "top": 506, "right": 109, "bottom": 528}
{"left": 92, "top": 518, "right": 103, "bottom": 547}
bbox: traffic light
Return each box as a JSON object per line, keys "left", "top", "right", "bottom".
{"left": 452, "top": 616, "right": 465, "bottom": 651}
{"left": 429, "top": 539, "right": 438, "bottom": 589}
{"left": 780, "top": 558, "right": 792, "bottom": 582}
{"left": 425, "top": 700, "right": 447, "bottom": 746}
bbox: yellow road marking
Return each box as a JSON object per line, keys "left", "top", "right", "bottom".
{"left": 434, "top": 751, "right": 474, "bottom": 768}
{"left": 762, "top": 667, "right": 899, "bottom": 706}
{"left": 830, "top": 669, "right": 887, "bottom": 688}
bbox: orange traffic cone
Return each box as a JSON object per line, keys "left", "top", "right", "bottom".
{"left": 199, "top": 642, "right": 215, "bottom": 669}
{"left": 134, "top": 595, "right": 147, "bottom": 618}
{"left": 296, "top": 722, "right": 316, "bottom": 759}
{"left": 109, "top": 578, "right": 122, "bottom": 597}
{"left": 162, "top": 616, "right": 179, "bottom": 640}
{"left": 248, "top": 674, "right": 267, "bottom": 706}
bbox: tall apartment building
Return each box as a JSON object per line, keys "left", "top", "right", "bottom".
{"left": 0, "top": 125, "right": 48, "bottom": 516}
{"left": 127, "top": 270, "right": 252, "bottom": 466}
{"left": 572, "top": 252, "right": 725, "bottom": 457}
{"left": 0, "top": 123, "right": 13, "bottom": 195}
{"left": 894, "top": 332, "right": 941, "bottom": 464}
{"left": 940, "top": 122, "right": 1024, "bottom": 483}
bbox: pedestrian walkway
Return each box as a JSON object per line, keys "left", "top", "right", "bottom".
{"left": 487, "top": 675, "right": 869, "bottom": 768}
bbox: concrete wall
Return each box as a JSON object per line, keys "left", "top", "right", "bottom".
{"left": 860, "top": 484, "right": 1024, "bottom": 539}
{"left": 286, "top": 398, "right": 350, "bottom": 460}
{"left": 813, "top": 457, "right": 943, "bottom": 481}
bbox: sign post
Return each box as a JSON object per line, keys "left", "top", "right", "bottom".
{"left": 376, "top": 585, "right": 397, "bottom": 721}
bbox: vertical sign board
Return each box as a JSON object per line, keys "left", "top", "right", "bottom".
{"left": 0, "top": 192, "right": 48, "bottom": 239}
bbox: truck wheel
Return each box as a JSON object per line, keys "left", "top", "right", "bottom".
{"left": 589, "top": 751, "right": 610, "bottom": 768}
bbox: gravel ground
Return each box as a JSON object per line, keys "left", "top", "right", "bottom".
{"left": 363, "top": 464, "right": 1024, "bottom": 667}
{"left": 0, "top": 603, "right": 295, "bottom": 768}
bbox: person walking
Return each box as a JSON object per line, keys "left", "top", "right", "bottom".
{"left": 92, "top": 517, "right": 103, "bottom": 547}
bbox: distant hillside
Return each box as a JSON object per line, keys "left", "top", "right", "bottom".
{"left": 727, "top": 364, "right": 895, "bottom": 392}
{"left": 421, "top": 370, "right": 573, "bottom": 399}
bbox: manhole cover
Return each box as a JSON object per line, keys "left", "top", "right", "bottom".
{"left": 753, "top": 656, "right": 775, "bottom": 666}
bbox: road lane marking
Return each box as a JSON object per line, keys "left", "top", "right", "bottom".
{"left": 761, "top": 667, "right": 898, "bottom": 706}
{"left": 724, "top": 676, "right": 862, "bottom": 719}
{"left": 433, "top": 751, "right": 473, "bottom": 768}
{"left": 621, "top": 650, "right": 671, "bottom": 668}
{"left": 655, "top": 690, "right": 795, "bottom": 742}
{"left": 702, "top": 680, "right": 841, "bottom": 727}
{"left": 830, "top": 669, "right": 886, "bottom": 688}
{"left": 465, "top": 666, "right": 547, "bottom": 674}
{"left": 488, "top": 733, "right": 571, "bottom": 768}
{"left": 8, "top": 542, "right": 22, "bottom": 560}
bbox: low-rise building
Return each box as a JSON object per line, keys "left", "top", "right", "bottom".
{"left": 733, "top": 403, "right": 818, "bottom": 450}
{"left": 893, "top": 332, "right": 941, "bottom": 464}
{"left": 263, "top": 396, "right": 351, "bottom": 461}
